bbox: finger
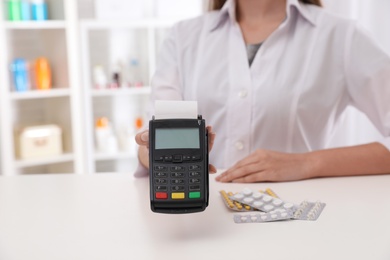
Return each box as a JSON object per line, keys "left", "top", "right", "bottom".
{"left": 206, "top": 126, "right": 216, "bottom": 152}
{"left": 218, "top": 154, "right": 259, "bottom": 179}
{"left": 209, "top": 164, "right": 217, "bottom": 174}
{"left": 216, "top": 162, "right": 259, "bottom": 182}
{"left": 232, "top": 152, "right": 261, "bottom": 169}
{"left": 135, "top": 130, "right": 149, "bottom": 146}
{"left": 231, "top": 172, "right": 267, "bottom": 183}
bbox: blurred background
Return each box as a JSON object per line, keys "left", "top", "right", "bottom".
{"left": 0, "top": 0, "right": 389, "bottom": 176}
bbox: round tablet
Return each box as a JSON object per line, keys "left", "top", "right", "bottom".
{"left": 263, "top": 205, "right": 274, "bottom": 211}
{"left": 241, "top": 216, "right": 247, "bottom": 221}
{"left": 271, "top": 214, "right": 277, "bottom": 219}
{"left": 262, "top": 195, "right": 272, "bottom": 202}
{"left": 261, "top": 215, "right": 268, "bottom": 221}
{"left": 253, "top": 201, "right": 264, "bottom": 207}
{"left": 283, "top": 203, "right": 294, "bottom": 209}
{"left": 242, "top": 188, "right": 253, "bottom": 196}
{"left": 272, "top": 199, "right": 283, "bottom": 206}
{"left": 251, "top": 216, "right": 257, "bottom": 222}
{"left": 243, "top": 197, "right": 254, "bottom": 204}
{"left": 252, "top": 192, "right": 263, "bottom": 199}
{"left": 281, "top": 212, "right": 288, "bottom": 218}
{"left": 234, "top": 194, "right": 244, "bottom": 200}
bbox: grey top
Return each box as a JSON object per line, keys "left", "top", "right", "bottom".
{"left": 246, "top": 42, "right": 262, "bottom": 66}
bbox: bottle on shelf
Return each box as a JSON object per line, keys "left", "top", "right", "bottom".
{"left": 127, "top": 58, "right": 144, "bottom": 87}
{"left": 20, "top": 0, "right": 31, "bottom": 20}
{"left": 31, "top": 0, "right": 48, "bottom": 21}
{"left": 95, "top": 117, "right": 118, "bottom": 153}
{"left": 11, "top": 58, "right": 30, "bottom": 92}
{"left": 35, "top": 57, "right": 51, "bottom": 90}
{"left": 93, "top": 65, "right": 108, "bottom": 89}
{"left": 7, "top": 0, "right": 22, "bottom": 21}
{"left": 108, "top": 64, "right": 121, "bottom": 89}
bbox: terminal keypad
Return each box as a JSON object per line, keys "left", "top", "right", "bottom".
{"left": 153, "top": 155, "right": 202, "bottom": 200}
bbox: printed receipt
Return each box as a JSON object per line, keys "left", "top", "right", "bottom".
{"left": 154, "top": 100, "right": 198, "bottom": 120}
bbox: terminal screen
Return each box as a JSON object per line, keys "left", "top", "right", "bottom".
{"left": 155, "top": 128, "right": 200, "bottom": 149}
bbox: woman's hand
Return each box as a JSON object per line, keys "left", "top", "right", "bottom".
{"left": 215, "top": 149, "right": 313, "bottom": 182}
{"left": 135, "top": 126, "right": 217, "bottom": 173}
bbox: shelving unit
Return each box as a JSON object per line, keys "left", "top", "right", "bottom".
{"left": 0, "top": 0, "right": 205, "bottom": 175}
{"left": 0, "top": 0, "right": 85, "bottom": 175}
{"left": 78, "top": 0, "right": 191, "bottom": 174}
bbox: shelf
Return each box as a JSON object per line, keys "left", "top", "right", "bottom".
{"left": 80, "top": 19, "right": 176, "bottom": 30}
{"left": 91, "top": 86, "right": 151, "bottom": 97}
{"left": 4, "top": 21, "right": 66, "bottom": 30}
{"left": 95, "top": 152, "right": 137, "bottom": 161}
{"left": 10, "top": 88, "right": 71, "bottom": 100}
{"left": 15, "top": 153, "right": 74, "bottom": 168}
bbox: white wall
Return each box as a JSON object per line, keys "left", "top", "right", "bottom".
{"left": 322, "top": 0, "right": 390, "bottom": 147}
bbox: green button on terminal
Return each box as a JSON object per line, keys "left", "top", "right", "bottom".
{"left": 189, "top": 192, "right": 201, "bottom": 199}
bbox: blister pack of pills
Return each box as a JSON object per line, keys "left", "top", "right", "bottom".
{"left": 293, "top": 200, "right": 326, "bottom": 221}
{"left": 234, "top": 209, "right": 294, "bottom": 224}
{"left": 229, "top": 188, "right": 297, "bottom": 213}
{"left": 220, "top": 188, "right": 280, "bottom": 212}
{"left": 219, "top": 190, "right": 254, "bottom": 212}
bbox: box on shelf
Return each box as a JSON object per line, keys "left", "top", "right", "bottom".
{"left": 15, "top": 124, "right": 63, "bottom": 160}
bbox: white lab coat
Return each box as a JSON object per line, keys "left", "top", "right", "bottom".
{"left": 149, "top": 0, "right": 390, "bottom": 169}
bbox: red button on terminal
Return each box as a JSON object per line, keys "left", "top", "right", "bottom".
{"left": 155, "top": 192, "right": 168, "bottom": 199}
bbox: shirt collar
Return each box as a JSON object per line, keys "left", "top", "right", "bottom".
{"left": 209, "top": 0, "right": 317, "bottom": 32}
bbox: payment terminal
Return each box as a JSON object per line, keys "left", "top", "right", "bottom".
{"left": 149, "top": 115, "right": 209, "bottom": 214}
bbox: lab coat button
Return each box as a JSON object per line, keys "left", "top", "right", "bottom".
{"left": 235, "top": 141, "right": 244, "bottom": 150}
{"left": 238, "top": 90, "right": 248, "bottom": 98}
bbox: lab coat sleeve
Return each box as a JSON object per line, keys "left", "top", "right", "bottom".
{"left": 344, "top": 22, "right": 390, "bottom": 151}
{"left": 134, "top": 25, "right": 183, "bottom": 177}
{"left": 150, "top": 25, "right": 183, "bottom": 104}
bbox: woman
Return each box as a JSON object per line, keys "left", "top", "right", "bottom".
{"left": 136, "top": 0, "right": 390, "bottom": 182}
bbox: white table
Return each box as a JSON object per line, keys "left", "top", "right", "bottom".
{"left": 0, "top": 172, "right": 389, "bottom": 260}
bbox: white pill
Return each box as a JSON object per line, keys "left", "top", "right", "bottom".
{"left": 281, "top": 212, "right": 288, "bottom": 218}
{"left": 252, "top": 192, "right": 263, "bottom": 199}
{"left": 263, "top": 205, "right": 274, "bottom": 211}
{"left": 275, "top": 209, "right": 286, "bottom": 213}
{"left": 263, "top": 195, "right": 272, "bottom": 202}
{"left": 234, "top": 194, "right": 244, "bottom": 200}
{"left": 272, "top": 199, "right": 283, "bottom": 206}
{"left": 253, "top": 201, "right": 264, "bottom": 207}
{"left": 241, "top": 216, "right": 247, "bottom": 221}
{"left": 283, "top": 203, "right": 294, "bottom": 209}
{"left": 242, "top": 188, "right": 253, "bottom": 196}
{"left": 261, "top": 215, "right": 268, "bottom": 221}
{"left": 243, "top": 197, "right": 254, "bottom": 204}
{"left": 271, "top": 214, "right": 277, "bottom": 219}
{"left": 251, "top": 216, "right": 257, "bottom": 222}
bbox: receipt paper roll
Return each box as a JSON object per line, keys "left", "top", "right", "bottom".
{"left": 154, "top": 100, "right": 198, "bottom": 119}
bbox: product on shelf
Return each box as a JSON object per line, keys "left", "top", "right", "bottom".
{"left": 11, "top": 58, "right": 30, "bottom": 92}
{"left": 127, "top": 58, "right": 144, "bottom": 87}
{"left": 95, "top": 117, "right": 118, "bottom": 153}
{"left": 93, "top": 65, "right": 108, "bottom": 89}
{"left": 7, "top": 0, "right": 48, "bottom": 21}
{"left": 110, "top": 64, "right": 121, "bottom": 89}
{"left": 10, "top": 57, "right": 53, "bottom": 92}
{"left": 20, "top": 0, "right": 31, "bottom": 20}
{"left": 35, "top": 57, "right": 52, "bottom": 90}
{"left": 7, "top": 0, "right": 22, "bottom": 21}
{"left": 31, "top": 0, "right": 48, "bottom": 21}
{"left": 15, "top": 124, "right": 63, "bottom": 160}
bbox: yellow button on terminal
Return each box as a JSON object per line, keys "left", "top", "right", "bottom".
{"left": 171, "top": 192, "right": 185, "bottom": 199}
